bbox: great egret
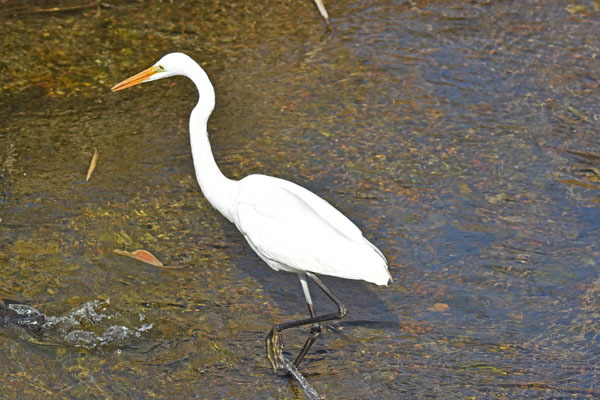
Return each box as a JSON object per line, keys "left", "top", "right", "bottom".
{"left": 112, "top": 53, "right": 391, "bottom": 375}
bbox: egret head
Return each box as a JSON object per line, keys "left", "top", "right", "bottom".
{"left": 111, "top": 52, "right": 193, "bottom": 92}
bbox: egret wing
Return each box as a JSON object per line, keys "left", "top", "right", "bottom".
{"left": 233, "top": 175, "right": 390, "bottom": 285}
{"left": 238, "top": 175, "right": 363, "bottom": 238}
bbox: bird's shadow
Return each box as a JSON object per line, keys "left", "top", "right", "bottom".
{"left": 219, "top": 223, "right": 400, "bottom": 330}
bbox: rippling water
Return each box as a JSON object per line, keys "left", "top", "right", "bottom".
{"left": 1, "top": 0, "right": 599, "bottom": 398}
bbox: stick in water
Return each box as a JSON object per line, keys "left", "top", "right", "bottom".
{"left": 313, "top": 0, "right": 329, "bottom": 24}
{"left": 280, "top": 357, "right": 321, "bottom": 400}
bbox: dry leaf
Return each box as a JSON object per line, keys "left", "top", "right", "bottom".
{"left": 113, "top": 249, "right": 163, "bottom": 267}
{"left": 112, "top": 249, "right": 185, "bottom": 269}
{"left": 86, "top": 148, "right": 98, "bottom": 182}
{"left": 428, "top": 303, "right": 450, "bottom": 312}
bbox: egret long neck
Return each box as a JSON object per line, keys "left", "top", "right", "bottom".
{"left": 187, "top": 64, "right": 237, "bottom": 222}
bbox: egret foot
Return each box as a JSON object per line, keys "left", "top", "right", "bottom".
{"left": 265, "top": 328, "right": 288, "bottom": 375}
{"left": 264, "top": 273, "right": 347, "bottom": 375}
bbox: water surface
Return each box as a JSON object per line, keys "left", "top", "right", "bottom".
{"left": 1, "top": 0, "right": 599, "bottom": 398}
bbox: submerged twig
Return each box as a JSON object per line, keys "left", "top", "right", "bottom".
{"left": 11, "top": 0, "right": 101, "bottom": 15}
{"left": 281, "top": 357, "right": 321, "bottom": 400}
{"left": 86, "top": 148, "right": 98, "bottom": 182}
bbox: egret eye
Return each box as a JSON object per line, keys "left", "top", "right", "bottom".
{"left": 157, "top": 65, "right": 165, "bottom": 71}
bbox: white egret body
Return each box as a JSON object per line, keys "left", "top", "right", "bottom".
{"left": 112, "top": 52, "right": 391, "bottom": 374}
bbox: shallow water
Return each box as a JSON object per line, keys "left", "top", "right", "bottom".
{"left": 1, "top": 0, "right": 599, "bottom": 398}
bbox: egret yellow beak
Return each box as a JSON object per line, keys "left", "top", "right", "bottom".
{"left": 111, "top": 66, "right": 161, "bottom": 92}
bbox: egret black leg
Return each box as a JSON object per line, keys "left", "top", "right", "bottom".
{"left": 265, "top": 272, "right": 348, "bottom": 374}
{"left": 293, "top": 303, "right": 321, "bottom": 368}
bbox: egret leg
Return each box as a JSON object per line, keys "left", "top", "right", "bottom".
{"left": 265, "top": 272, "right": 348, "bottom": 374}
{"left": 293, "top": 275, "right": 321, "bottom": 368}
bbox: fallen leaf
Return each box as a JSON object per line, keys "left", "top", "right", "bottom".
{"left": 113, "top": 249, "right": 163, "bottom": 267}
{"left": 86, "top": 148, "right": 98, "bottom": 182}
{"left": 428, "top": 303, "right": 450, "bottom": 312}
{"left": 112, "top": 249, "right": 186, "bottom": 269}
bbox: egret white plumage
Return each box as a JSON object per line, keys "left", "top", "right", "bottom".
{"left": 112, "top": 53, "right": 391, "bottom": 374}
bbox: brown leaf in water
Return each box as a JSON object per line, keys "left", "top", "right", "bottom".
{"left": 112, "top": 249, "right": 186, "bottom": 269}
{"left": 113, "top": 249, "right": 164, "bottom": 267}
{"left": 86, "top": 148, "right": 98, "bottom": 182}
{"left": 428, "top": 303, "right": 450, "bottom": 312}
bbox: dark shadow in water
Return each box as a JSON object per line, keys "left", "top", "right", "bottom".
{"left": 219, "top": 220, "right": 400, "bottom": 327}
